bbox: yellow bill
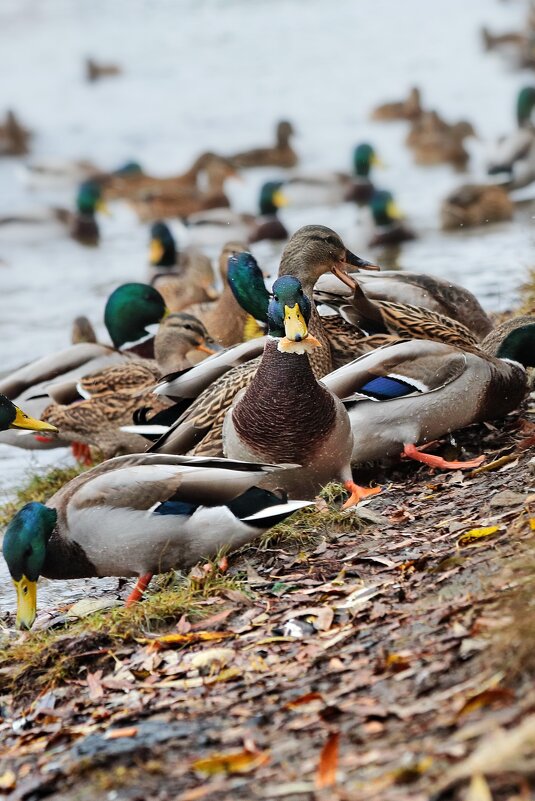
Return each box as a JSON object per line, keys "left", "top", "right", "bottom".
{"left": 149, "top": 238, "right": 165, "bottom": 265}
{"left": 386, "top": 199, "right": 404, "bottom": 220}
{"left": 279, "top": 304, "right": 321, "bottom": 354}
{"left": 371, "top": 153, "right": 384, "bottom": 168}
{"left": 14, "top": 576, "right": 37, "bottom": 630}
{"left": 96, "top": 198, "right": 111, "bottom": 216}
{"left": 11, "top": 407, "right": 58, "bottom": 433}
{"left": 272, "top": 189, "right": 289, "bottom": 208}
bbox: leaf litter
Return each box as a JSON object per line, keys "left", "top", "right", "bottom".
{"left": 0, "top": 408, "right": 534, "bottom": 800}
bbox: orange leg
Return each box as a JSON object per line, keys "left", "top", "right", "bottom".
{"left": 403, "top": 443, "right": 485, "bottom": 470}
{"left": 71, "top": 442, "right": 93, "bottom": 466}
{"left": 342, "top": 480, "right": 381, "bottom": 509}
{"left": 125, "top": 572, "right": 153, "bottom": 606}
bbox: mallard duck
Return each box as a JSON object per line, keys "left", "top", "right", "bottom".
{"left": 366, "top": 190, "right": 416, "bottom": 247}
{"left": 0, "top": 395, "right": 57, "bottom": 434}
{"left": 344, "top": 143, "right": 380, "bottom": 205}
{"left": 0, "top": 110, "right": 31, "bottom": 156}
{"left": 183, "top": 242, "right": 266, "bottom": 347}
{"left": 184, "top": 183, "right": 289, "bottom": 248}
{"left": 151, "top": 249, "right": 217, "bottom": 313}
{"left": 147, "top": 229, "right": 387, "bottom": 457}
{"left": 316, "top": 269, "right": 493, "bottom": 340}
{"left": 128, "top": 158, "right": 238, "bottom": 222}
{"left": 42, "top": 313, "right": 217, "bottom": 460}
{"left": 0, "top": 283, "right": 168, "bottom": 404}
{"left": 2, "top": 454, "right": 311, "bottom": 629}
{"left": 228, "top": 120, "right": 297, "bottom": 168}
{"left": 223, "top": 276, "right": 379, "bottom": 506}
{"left": 487, "top": 87, "right": 535, "bottom": 189}
{"left": 481, "top": 26, "right": 527, "bottom": 53}
{"left": 406, "top": 111, "right": 474, "bottom": 168}
{"left": 441, "top": 183, "right": 514, "bottom": 230}
{"left": 104, "top": 152, "right": 217, "bottom": 201}
{"left": 147, "top": 220, "right": 180, "bottom": 282}
{"left": 52, "top": 180, "right": 108, "bottom": 245}
{"left": 85, "top": 57, "right": 122, "bottom": 82}
{"left": 322, "top": 315, "right": 535, "bottom": 469}
{"left": 371, "top": 87, "right": 422, "bottom": 121}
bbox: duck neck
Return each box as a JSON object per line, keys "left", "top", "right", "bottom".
{"left": 231, "top": 338, "right": 336, "bottom": 464}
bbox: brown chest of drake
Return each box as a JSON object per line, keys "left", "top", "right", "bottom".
{"left": 231, "top": 340, "right": 337, "bottom": 465}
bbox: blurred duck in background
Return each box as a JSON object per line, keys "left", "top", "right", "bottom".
{"left": 227, "top": 120, "right": 298, "bottom": 168}
{"left": 371, "top": 86, "right": 423, "bottom": 121}
{"left": 487, "top": 86, "right": 535, "bottom": 190}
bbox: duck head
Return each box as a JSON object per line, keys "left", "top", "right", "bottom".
{"left": 227, "top": 251, "right": 271, "bottom": 322}
{"left": 149, "top": 220, "right": 177, "bottom": 268}
{"left": 276, "top": 120, "right": 294, "bottom": 146}
{"left": 104, "top": 282, "right": 168, "bottom": 349}
{"left": 154, "top": 313, "right": 218, "bottom": 372}
{"left": 3, "top": 502, "right": 57, "bottom": 629}
{"left": 259, "top": 181, "right": 285, "bottom": 216}
{"left": 0, "top": 395, "right": 58, "bottom": 433}
{"left": 370, "top": 190, "right": 404, "bottom": 227}
{"left": 268, "top": 275, "right": 321, "bottom": 354}
{"left": 76, "top": 180, "right": 107, "bottom": 216}
{"left": 353, "top": 143, "right": 380, "bottom": 178}
{"left": 516, "top": 87, "right": 535, "bottom": 127}
{"left": 279, "top": 224, "right": 379, "bottom": 292}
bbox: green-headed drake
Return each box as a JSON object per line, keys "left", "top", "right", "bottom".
{"left": 366, "top": 189, "right": 416, "bottom": 247}
{"left": 53, "top": 179, "right": 108, "bottom": 246}
{"left": 223, "top": 275, "right": 379, "bottom": 504}
{"left": 2, "top": 455, "right": 311, "bottom": 629}
{"left": 344, "top": 143, "right": 381, "bottom": 205}
{"left": 487, "top": 86, "right": 535, "bottom": 189}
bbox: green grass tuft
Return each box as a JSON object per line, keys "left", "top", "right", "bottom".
{"left": 0, "top": 464, "right": 86, "bottom": 528}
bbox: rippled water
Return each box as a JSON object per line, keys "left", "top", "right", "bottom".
{"left": 1, "top": 0, "right": 534, "bottom": 615}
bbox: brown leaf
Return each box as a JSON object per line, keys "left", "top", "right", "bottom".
{"left": 457, "top": 687, "right": 515, "bottom": 718}
{"left": 285, "top": 692, "right": 324, "bottom": 710}
{"left": 193, "top": 748, "right": 269, "bottom": 775}
{"left": 86, "top": 670, "right": 104, "bottom": 701}
{"left": 316, "top": 731, "right": 339, "bottom": 789}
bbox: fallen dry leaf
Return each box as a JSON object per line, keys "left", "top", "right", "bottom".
{"left": 145, "top": 631, "right": 234, "bottom": 651}
{"left": 285, "top": 692, "right": 324, "bottom": 710}
{"left": 0, "top": 771, "right": 16, "bottom": 792}
{"left": 465, "top": 773, "right": 493, "bottom": 801}
{"left": 316, "top": 731, "right": 339, "bottom": 789}
{"left": 104, "top": 726, "right": 139, "bottom": 740}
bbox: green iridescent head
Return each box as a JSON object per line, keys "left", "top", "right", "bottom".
{"left": 149, "top": 221, "right": 177, "bottom": 267}
{"left": 259, "top": 181, "right": 284, "bottom": 216}
{"left": 104, "top": 282, "right": 168, "bottom": 349}
{"left": 370, "top": 189, "right": 403, "bottom": 226}
{"left": 497, "top": 322, "right": 535, "bottom": 366}
{"left": 268, "top": 275, "right": 311, "bottom": 339}
{"left": 353, "top": 143, "right": 377, "bottom": 178}
{"left": 3, "top": 502, "right": 57, "bottom": 629}
{"left": 0, "top": 395, "right": 58, "bottom": 433}
{"left": 227, "top": 252, "right": 271, "bottom": 323}
{"left": 76, "top": 180, "right": 104, "bottom": 215}
{"left": 516, "top": 87, "right": 535, "bottom": 126}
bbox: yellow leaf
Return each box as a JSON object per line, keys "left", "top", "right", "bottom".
{"left": 458, "top": 526, "right": 500, "bottom": 545}
{"left": 193, "top": 749, "right": 269, "bottom": 775}
{"left": 145, "top": 631, "right": 234, "bottom": 651}
{"left": 529, "top": 518, "right": 535, "bottom": 531}
{"left": 0, "top": 771, "right": 16, "bottom": 791}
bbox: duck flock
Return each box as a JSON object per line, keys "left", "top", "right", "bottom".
{"left": 2, "top": 3, "right": 535, "bottom": 629}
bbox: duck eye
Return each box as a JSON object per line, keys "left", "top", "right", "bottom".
{"left": 273, "top": 295, "right": 279, "bottom": 302}
{"left": 183, "top": 324, "right": 192, "bottom": 330}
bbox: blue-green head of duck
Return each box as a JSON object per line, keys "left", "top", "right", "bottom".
{"left": 353, "top": 143, "right": 379, "bottom": 178}
{"left": 268, "top": 276, "right": 320, "bottom": 353}
{"left": 149, "top": 220, "right": 177, "bottom": 268}
{"left": 113, "top": 160, "right": 143, "bottom": 177}
{"left": 259, "top": 181, "right": 285, "bottom": 216}
{"left": 76, "top": 180, "right": 107, "bottom": 216}
{"left": 516, "top": 87, "right": 535, "bottom": 127}
{"left": 496, "top": 320, "right": 535, "bottom": 366}
{"left": 370, "top": 190, "right": 404, "bottom": 227}
{"left": 3, "top": 502, "right": 58, "bottom": 629}
{"left": 227, "top": 252, "right": 271, "bottom": 323}
{"left": 104, "top": 282, "right": 168, "bottom": 349}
